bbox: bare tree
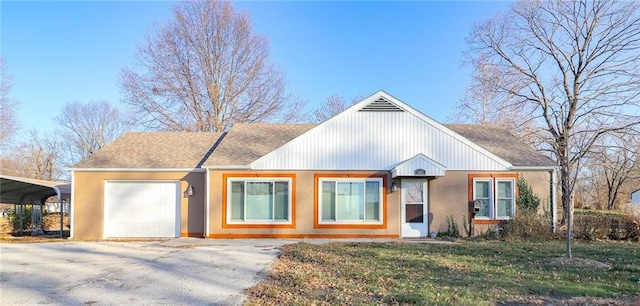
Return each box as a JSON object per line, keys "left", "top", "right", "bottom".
{"left": 56, "top": 100, "right": 134, "bottom": 164}
{"left": 452, "top": 55, "right": 542, "bottom": 146}
{"left": 467, "top": 0, "right": 640, "bottom": 257}
{"left": 309, "top": 94, "right": 363, "bottom": 123}
{"left": 454, "top": 56, "right": 510, "bottom": 124}
{"left": 120, "top": 0, "right": 300, "bottom": 132}
{"left": 0, "top": 58, "right": 19, "bottom": 147}
{"left": 588, "top": 133, "right": 640, "bottom": 210}
{"left": 0, "top": 130, "right": 64, "bottom": 181}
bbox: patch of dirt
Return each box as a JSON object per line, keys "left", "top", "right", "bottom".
{"left": 499, "top": 295, "right": 638, "bottom": 306}
{"left": 536, "top": 257, "right": 612, "bottom": 269}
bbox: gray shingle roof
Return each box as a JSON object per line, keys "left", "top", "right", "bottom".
{"left": 445, "top": 124, "right": 556, "bottom": 167}
{"left": 73, "top": 132, "right": 223, "bottom": 169}
{"left": 203, "top": 123, "right": 317, "bottom": 166}
{"left": 73, "top": 123, "right": 554, "bottom": 170}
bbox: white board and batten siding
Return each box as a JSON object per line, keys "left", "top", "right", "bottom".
{"left": 392, "top": 153, "right": 446, "bottom": 177}
{"left": 251, "top": 92, "right": 512, "bottom": 171}
{"left": 104, "top": 181, "right": 180, "bottom": 238}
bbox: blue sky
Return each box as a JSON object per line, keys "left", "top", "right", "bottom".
{"left": 1, "top": 1, "right": 511, "bottom": 137}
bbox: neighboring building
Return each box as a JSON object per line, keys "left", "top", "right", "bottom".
{"left": 70, "top": 91, "right": 557, "bottom": 240}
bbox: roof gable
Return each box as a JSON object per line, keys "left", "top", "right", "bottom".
{"left": 391, "top": 154, "right": 446, "bottom": 177}
{"left": 249, "top": 90, "right": 514, "bottom": 171}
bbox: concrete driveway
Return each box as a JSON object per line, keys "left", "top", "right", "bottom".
{"left": 0, "top": 238, "right": 301, "bottom": 305}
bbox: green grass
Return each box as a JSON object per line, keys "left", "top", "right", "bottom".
{"left": 245, "top": 240, "right": 640, "bottom": 305}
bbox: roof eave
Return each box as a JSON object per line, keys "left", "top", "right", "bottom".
{"left": 509, "top": 165, "right": 558, "bottom": 171}
{"left": 69, "top": 168, "right": 206, "bottom": 172}
{"left": 202, "top": 165, "right": 251, "bottom": 170}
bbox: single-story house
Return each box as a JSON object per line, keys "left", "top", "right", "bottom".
{"left": 70, "top": 91, "right": 557, "bottom": 239}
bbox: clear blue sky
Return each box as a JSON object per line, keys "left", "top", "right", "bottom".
{"left": 1, "top": 1, "right": 511, "bottom": 137}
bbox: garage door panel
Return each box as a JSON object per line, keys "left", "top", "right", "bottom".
{"left": 104, "top": 181, "right": 179, "bottom": 238}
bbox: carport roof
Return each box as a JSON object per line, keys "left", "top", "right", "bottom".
{"left": 0, "top": 174, "right": 71, "bottom": 204}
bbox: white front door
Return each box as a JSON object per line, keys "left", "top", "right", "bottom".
{"left": 401, "top": 179, "right": 428, "bottom": 238}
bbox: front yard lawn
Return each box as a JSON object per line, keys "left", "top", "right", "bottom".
{"left": 246, "top": 240, "right": 640, "bottom": 305}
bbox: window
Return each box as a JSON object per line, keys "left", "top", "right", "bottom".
{"left": 226, "top": 177, "right": 292, "bottom": 225}
{"left": 496, "top": 180, "right": 514, "bottom": 219}
{"left": 470, "top": 175, "right": 516, "bottom": 220}
{"left": 318, "top": 178, "right": 383, "bottom": 224}
{"left": 474, "top": 179, "right": 492, "bottom": 218}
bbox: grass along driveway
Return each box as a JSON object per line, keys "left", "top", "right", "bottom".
{"left": 246, "top": 240, "right": 640, "bottom": 305}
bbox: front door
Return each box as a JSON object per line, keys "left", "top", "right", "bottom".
{"left": 401, "top": 179, "right": 428, "bottom": 238}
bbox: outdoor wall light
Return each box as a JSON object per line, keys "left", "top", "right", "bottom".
{"left": 187, "top": 185, "right": 194, "bottom": 196}
{"left": 391, "top": 182, "right": 398, "bottom": 193}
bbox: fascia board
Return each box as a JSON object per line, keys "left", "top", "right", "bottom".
{"left": 509, "top": 166, "right": 558, "bottom": 171}
{"left": 69, "top": 168, "right": 206, "bottom": 172}
{"left": 202, "top": 165, "right": 251, "bottom": 170}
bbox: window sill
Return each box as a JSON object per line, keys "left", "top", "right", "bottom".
{"left": 473, "top": 219, "right": 504, "bottom": 225}
{"left": 315, "top": 222, "right": 385, "bottom": 229}
{"left": 223, "top": 222, "right": 295, "bottom": 229}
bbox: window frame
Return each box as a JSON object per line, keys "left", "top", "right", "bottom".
{"left": 318, "top": 178, "right": 383, "bottom": 224}
{"left": 314, "top": 174, "right": 387, "bottom": 229}
{"left": 495, "top": 178, "right": 516, "bottom": 220}
{"left": 222, "top": 174, "right": 296, "bottom": 228}
{"left": 472, "top": 178, "right": 493, "bottom": 220}
{"left": 469, "top": 174, "right": 517, "bottom": 222}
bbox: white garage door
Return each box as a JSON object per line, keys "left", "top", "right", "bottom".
{"left": 104, "top": 181, "right": 180, "bottom": 238}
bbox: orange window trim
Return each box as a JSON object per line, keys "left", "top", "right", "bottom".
{"left": 468, "top": 173, "right": 519, "bottom": 221}
{"left": 222, "top": 173, "right": 296, "bottom": 229}
{"left": 313, "top": 173, "right": 388, "bottom": 229}
{"left": 473, "top": 220, "right": 503, "bottom": 225}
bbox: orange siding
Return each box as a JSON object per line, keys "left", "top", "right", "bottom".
{"left": 72, "top": 171, "right": 205, "bottom": 240}
{"left": 208, "top": 170, "right": 400, "bottom": 238}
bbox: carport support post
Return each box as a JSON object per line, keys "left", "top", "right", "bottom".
{"left": 40, "top": 201, "right": 45, "bottom": 235}
{"left": 18, "top": 203, "right": 23, "bottom": 236}
{"left": 59, "top": 199, "right": 63, "bottom": 238}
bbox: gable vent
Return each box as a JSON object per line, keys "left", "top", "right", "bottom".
{"left": 359, "top": 97, "right": 404, "bottom": 112}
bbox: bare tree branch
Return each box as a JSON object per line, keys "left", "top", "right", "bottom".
{"left": 120, "top": 0, "right": 295, "bottom": 132}
{"left": 309, "top": 94, "right": 363, "bottom": 123}
{"left": 0, "top": 130, "right": 64, "bottom": 181}
{"left": 466, "top": 0, "right": 640, "bottom": 258}
{"left": 0, "top": 57, "right": 20, "bottom": 148}
{"left": 56, "top": 100, "right": 135, "bottom": 165}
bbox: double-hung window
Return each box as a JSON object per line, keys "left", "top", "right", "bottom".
{"left": 226, "top": 176, "right": 292, "bottom": 225}
{"left": 471, "top": 175, "right": 516, "bottom": 220}
{"left": 496, "top": 179, "right": 515, "bottom": 219}
{"left": 318, "top": 177, "right": 383, "bottom": 224}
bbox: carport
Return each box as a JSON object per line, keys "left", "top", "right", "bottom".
{"left": 0, "top": 174, "right": 71, "bottom": 237}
